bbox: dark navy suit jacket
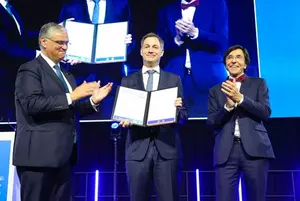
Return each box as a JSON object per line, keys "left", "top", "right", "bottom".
{"left": 157, "top": 0, "right": 228, "bottom": 116}
{"left": 121, "top": 70, "right": 188, "bottom": 160}
{"left": 207, "top": 76, "right": 275, "bottom": 166}
{"left": 13, "top": 55, "right": 97, "bottom": 168}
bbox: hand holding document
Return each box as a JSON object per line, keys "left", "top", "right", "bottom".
{"left": 112, "top": 86, "right": 179, "bottom": 127}
{"left": 63, "top": 21, "right": 128, "bottom": 64}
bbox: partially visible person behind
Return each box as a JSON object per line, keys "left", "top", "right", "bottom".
{"left": 59, "top": 0, "right": 133, "bottom": 119}
{"left": 207, "top": 45, "right": 275, "bottom": 201}
{"left": 13, "top": 22, "right": 113, "bottom": 201}
{"left": 0, "top": 0, "right": 40, "bottom": 119}
{"left": 120, "top": 32, "right": 188, "bottom": 201}
{"left": 157, "top": 0, "right": 228, "bottom": 117}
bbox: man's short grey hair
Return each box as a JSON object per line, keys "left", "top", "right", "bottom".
{"left": 38, "top": 22, "right": 66, "bottom": 48}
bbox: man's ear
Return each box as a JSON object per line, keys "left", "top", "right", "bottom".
{"left": 40, "top": 38, "right": 47, "bottom": 50}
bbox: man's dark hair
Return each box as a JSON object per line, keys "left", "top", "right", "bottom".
{"left": 223, "top": 45, "right": 250, "bottom": 66}
{"left": 141, "top": 32, "right": 164, "bottom": 50}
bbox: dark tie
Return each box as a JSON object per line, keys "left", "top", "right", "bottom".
{"left": 181, "top": 0, "right": 199, "bottom": 9}
{"left": 146, "top": 70, "right": 155, "bottom": 91}
{"left": 92, "top": 0, "right": 100, "bottom": 24}
{"left": 54, "top": 64, "right": 69, "bottom": 93}
{"left": 5, "top": 2, "right": 13, "bottom": 17}
{"left": 54, "top": 65, "right": 77, "bottom": 142}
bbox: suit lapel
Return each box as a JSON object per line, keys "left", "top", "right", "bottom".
{"left": 193, "top": 3, "right": 202, "bottom": 22}
{"left": 37, "top": 56, "right": 68, "bottom": 92}
{"left": 82, "top": 2, "right": 92, "bottom": 23}
{"left": 0, "top": 4, "right": 19, "bottom": 34}
{"left": 240, "top": 76, "right": 251, "bottom": 96}
{"left": 171, "top": 3, "right": 182, "bottom": 35}
{"left": 175, "top": 2, "right": 182, "bottom": 19}
{"left": 10, "top": 6, "right": 23, "bottom": 35}
{"left": 157, "top": 70, "right": 168, "bottom": 90}
{"left": 218, "top": 85, "right": 227, "bottom": 106}
{"left": 135, "top": 70, "right": 146, "bottom": 91}
{"left": 104, "top": 0, "right": 111, "bottom": 23}
{"left": 62, "top": 69, "right": 76, "bottom": 90}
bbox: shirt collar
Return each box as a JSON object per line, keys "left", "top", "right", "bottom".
{"left": 0, "top": 0, "right": 8, "bottom": 8}
{"left": 40, "top": 52, "right": 58, "bottom": 69}
{"left": 142, "top": 65, "right": 160, "bottom": 74}
{"left": 229, "top": 73, "right": 245, "bottom": 80}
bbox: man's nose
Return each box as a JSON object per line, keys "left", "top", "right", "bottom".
{"left": 149, "top": 47, "right": 155, "bottom": 51}
{"left": 62, "top": 44, "right": 68, "bottom": 50}
{"left": 231, "top": 58, "right": 237, "bottom": 63}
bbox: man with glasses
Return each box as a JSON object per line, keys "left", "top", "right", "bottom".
{"left": 13, "top": 22, "right": 113, "bottom": 201}
{"left": 207, "top": 45, "right": 275, "bottom": 201}
{"left": 0, "top": 0, "right": 78, "bottom": 121}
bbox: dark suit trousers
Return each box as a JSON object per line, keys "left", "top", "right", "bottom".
{"left": 17, "top": 162, "right": 72, "bottom": 201}
{"left": 215, "top": 140, "right": 269, "bottom": 201}
{"left": 126, "top": 140, "right": 181, "bottom": 201}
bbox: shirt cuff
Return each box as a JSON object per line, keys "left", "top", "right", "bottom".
{"left": 224, "top": 103, "right": 234, "bottom": 112}
{"left": 237, "top": 94, "right": 244, "bottom": 105}
{"left": 189, "top": 28, "right": 199, "bottom": 39}
{"left": 174, "top": 36, "right": 184, "bottom": 46}
{"left": 66, "top": 93, "right": 72, "bottom": 105}
{"left": 90, "top": 97, "right": 99, "bottom": 112}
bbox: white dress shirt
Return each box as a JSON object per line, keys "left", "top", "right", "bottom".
{"left": 174, "top": 4, "right": 199, "bottom": 69}
{"left": 40, "top": 53, "right": 73, "bottom": 105}
{"left": 0, "top": 0, "right": 21, "bottom": 34}
{"left": 142, "top": 66, "right": 160, "bottom": 91}
{"left": 87, "top": 0, "right": 106, "bottom": 24}
{"left": 224, "top": 79, "right": 244, "bottom": 138}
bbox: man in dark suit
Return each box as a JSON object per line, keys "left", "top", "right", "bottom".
{"left": 13, "top": 22, "right": 113, "bottom": 201}
{"left": 119, "top": 33, "right": 188, "bottom": 201}
{"left": 58, "top": 0, "right": 132, "bottom": 119}
{"left": 157, "top": 0, "right": 228, "bottom": 117}
{"left": 0, "top": 0, "right": 39, "bottom": 120}
{"left": 207, "top": 45, "right": 275, "bottom": 201}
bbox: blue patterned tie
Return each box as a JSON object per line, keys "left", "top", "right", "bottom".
{"left": 92, "top": 0, "right": 100, "bottom": 24}
{"left": 146, "top": 70, "right": 155, "bottom": 91}
{"left": 5, "top": 2, "right": 13, "bottom": 17}
{"left": 54, "top": 64, "right": 69, "bottom": 93}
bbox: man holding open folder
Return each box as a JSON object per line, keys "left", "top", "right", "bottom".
{"left": 119, "top": 33, "right": 188, "bottom": 201}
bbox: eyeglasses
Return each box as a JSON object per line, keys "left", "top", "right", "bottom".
{"left": 46, "top": 38, "right": 71, "bottom": 46}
